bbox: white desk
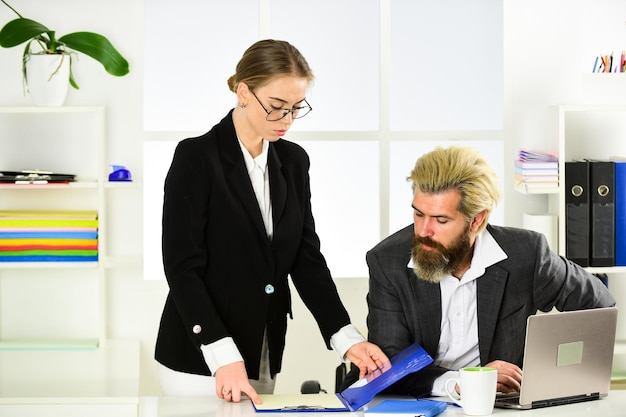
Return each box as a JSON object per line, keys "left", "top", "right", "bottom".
{"left": 140, "top": 391, "right": 626, "bottom": 417}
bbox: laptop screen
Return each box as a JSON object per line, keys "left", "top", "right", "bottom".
{"left": 497, "top": 307, "right": 618, "bottom": 409}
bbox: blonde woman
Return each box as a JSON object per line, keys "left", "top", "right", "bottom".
{"left": 155, "top": 39, "right": 387, "bottom": 402}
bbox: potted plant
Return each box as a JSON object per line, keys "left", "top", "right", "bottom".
{"left": 0, "top": 0, "right": 129, "bottom": 105}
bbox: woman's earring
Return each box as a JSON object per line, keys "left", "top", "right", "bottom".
{"left": 240, "top": 103, "right": 246, "bottom": 108}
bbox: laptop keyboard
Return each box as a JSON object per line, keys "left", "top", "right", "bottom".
{"left": 496, "top": 393, "right": 520, "bottom": 404}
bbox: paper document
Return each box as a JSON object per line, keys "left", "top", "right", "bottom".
{"left": 254, "top": 394, "right": 349, "bottom": 412}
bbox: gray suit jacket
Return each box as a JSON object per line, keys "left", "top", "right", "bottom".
{"left": 365, "top": 224, "right": 615, "bottom": 397}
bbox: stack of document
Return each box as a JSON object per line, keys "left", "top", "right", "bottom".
{"left": 515, "top": 149, "right": 559, "bottom": 192}
{"left": 0, "top": 210, "right": 98, "bottom": 262}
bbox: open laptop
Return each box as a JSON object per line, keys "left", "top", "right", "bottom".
{"left": 495, "top": 306, "right": 618, "bottom": 410}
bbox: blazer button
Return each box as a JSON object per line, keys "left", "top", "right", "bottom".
{"left": 264, "top": 284, "right": 275, "bottom": 294}
{"left": 192, "top": 324, "right": 202, "bottom": 334}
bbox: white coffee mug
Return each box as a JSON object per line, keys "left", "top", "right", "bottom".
{"left": 445, "top": 367, "right": 497, "bottom": 416}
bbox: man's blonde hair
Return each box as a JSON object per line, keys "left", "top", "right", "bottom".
{"left": 407, "top": 145, "right": 500, "bottom": 231}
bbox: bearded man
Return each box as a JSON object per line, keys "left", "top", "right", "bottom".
{"left": 362, "top": 145, "right": 615, "bottom": 398}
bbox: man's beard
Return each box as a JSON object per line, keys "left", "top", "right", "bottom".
{"left": 410, "top": 224, "right": 472, "bottom": 283}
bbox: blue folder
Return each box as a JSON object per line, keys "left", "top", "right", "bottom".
{"left": 364, "top": 399, "right": 447, "bottom": 417}
{"left": 0, "top": 255, "right": 98, "bottom": 262}
{"left": 615, "top": 160, "right": 626, "bottom": 266}
{"left": 253, "top": 343, "right": 433, "bottom": 412}
{"left": 338, "top": 343, "right": 433, "bottom": 411}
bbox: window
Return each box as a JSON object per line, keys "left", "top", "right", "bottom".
{"left": 143, "top": 0, "right": 503, "bottom": 280}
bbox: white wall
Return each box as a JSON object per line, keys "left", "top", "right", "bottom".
{"left": 1, "top": 0, "right": 625, "bottom": 396}
{"left": 503, "top": 0, "right": 626, "bottom": 369}
{"left": 503, "top": 0, "right": 626, "bottom": 226}
{"left": 143, "top": 0, "right": 504, "bottom": 283}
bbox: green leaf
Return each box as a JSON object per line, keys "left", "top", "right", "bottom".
{"left": 59, "top": 32, "right": 129, "bottom": 76}
{"left": 68, "top": 54, "right": 79, "bottom": 89}
{"left": 0, "top": 18, "right": 50, "bottom": 48}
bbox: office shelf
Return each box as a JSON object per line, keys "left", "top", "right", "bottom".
{"left": 526, "top": 105, "right": 626, "bottom": 272}
{"left": 0, "top": 106, "right": 139, "bottom": 349}
{"left": 0, "top": 339, "right": 139, "bottom": 417}
{"left": 0, "top": 107, "right": 141, "bottom": 416}
{"left": 0, "top": 106, "right": 105, "bottom": 348}
{"left": 551, "top": 105, "right": 626, "bottom": 265}
{"left": 0, "top": 338, "right": 99, "bottom": 350}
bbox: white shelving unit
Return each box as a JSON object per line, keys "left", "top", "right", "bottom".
{"left": 517, "top": 105, "right": 626, "bottom": 270}
{"left": 552, "top": 104, "right": 626, "bottom": 273}
{"left": 517, "top": 104, "right": 626, "bottom": 365}
{"left": 524, "top": 104, "right": 626, "bottom": 370}
{"left": 0, "top": 106, "right": 140, "bottom": 415}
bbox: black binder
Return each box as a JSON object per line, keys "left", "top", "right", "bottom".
{"left": 588, "top": 160, "right": 615, "bottom": 267}
{"left": 565, "top": 161, "right": 590, "bottom": 267}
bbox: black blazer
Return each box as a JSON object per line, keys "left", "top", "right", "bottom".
{"left": 155, "top": 111, "right": 351, "bottom": 379}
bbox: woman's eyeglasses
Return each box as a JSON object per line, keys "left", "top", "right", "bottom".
{"left": 250, "top": 90, "right": 312, "bottom": 121}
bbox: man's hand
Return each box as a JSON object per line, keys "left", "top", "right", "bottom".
{"left": 345, "top": 341, "right": 390, "bottom": 379}
{"left": 215, "top": 361, "right": 262, "bottom": 404}
{"left": 485, "top": 360, "right": 523, "bottom": 393}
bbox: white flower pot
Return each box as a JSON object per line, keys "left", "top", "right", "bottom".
{"left": 25, "top": 53, "right": 70, "bottom": 106}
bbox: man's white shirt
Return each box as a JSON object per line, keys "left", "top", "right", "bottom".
{"left": 408, "top": 228, "right": 507, "bottom": 395}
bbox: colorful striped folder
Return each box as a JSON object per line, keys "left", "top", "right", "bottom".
{"left": 0, "top": 210, "right": 98, "bottom": 262}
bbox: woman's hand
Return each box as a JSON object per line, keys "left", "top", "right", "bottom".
{"left": 215, "top": 361, "right": 262, "bottom": 404}
{"left": 345, "top": 341, "right": 390, "bottom": 379}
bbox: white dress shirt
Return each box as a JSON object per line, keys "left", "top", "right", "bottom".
{"left": 409, "top": 229, "right": 507, "bottom": 395}
{"left": 239, "top": 138, "right": 273, "bottom": 239}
